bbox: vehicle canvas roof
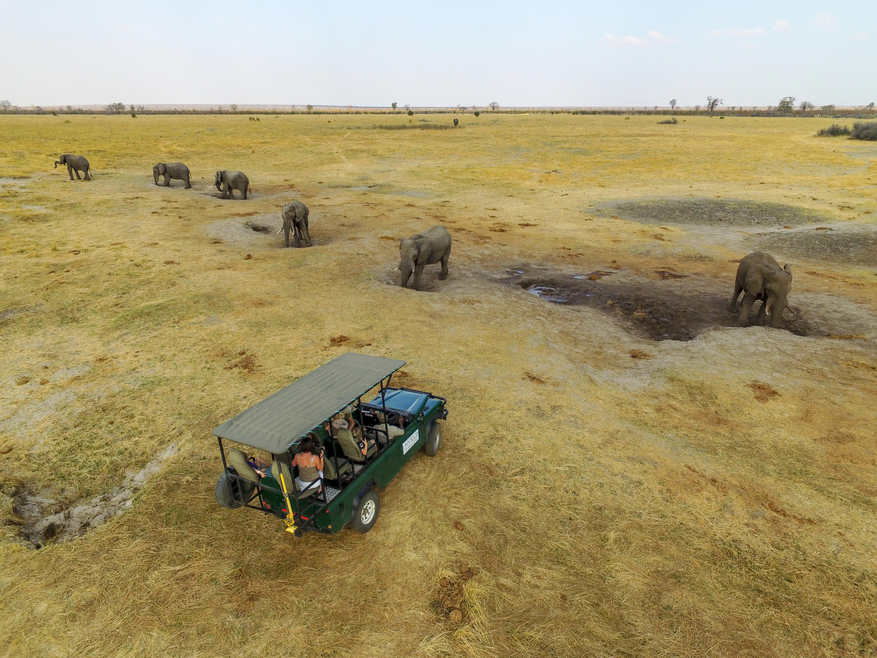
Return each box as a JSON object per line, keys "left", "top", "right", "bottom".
{"left": 212, "top": 353, "right": 406, "bottom": 453}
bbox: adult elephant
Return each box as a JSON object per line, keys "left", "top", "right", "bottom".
{"left": 278, "top": 200, "right": 311, "bottom": 247}
{"left": 214, "top": 170, "right": 250, "bottom": 199}
{"left": 398, "top": 225, "right": 451, "bottom": 290}
{"left": 54, "top": 154, "right": 91, "bottom": 180}
{"left": 728, "top": 252, "right": 793, "bottom": 328}
{"left": 153, "top": 162, "right": 191, "bottom": 189}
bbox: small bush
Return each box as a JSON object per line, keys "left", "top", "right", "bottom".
{"left": 817, "top": 124, "right": 851, "bottom": 137}
{"left": 851, "top": 121, "right": 877, "bottom": 141}
{"left": 657, "top": 117, "right": 677, "bottom": 125}
{"left": 474, "top": 111, "right": 480, "bottom": 117}
{"left": 407, "top": 110, "right": 413, "bottom": 116}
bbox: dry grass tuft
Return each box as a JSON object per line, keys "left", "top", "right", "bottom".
{"left": 746, "top": 381, "right": 780, "bottom": 402}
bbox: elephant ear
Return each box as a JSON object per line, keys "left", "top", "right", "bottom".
{"left": 158, "top": 164, "right": 166, "bottom": 174}
{"left": 783, "top": 264, "right": 792, "bottom": 276}
{"left": 745, "top": 265, "right": 769, "bottom": 295}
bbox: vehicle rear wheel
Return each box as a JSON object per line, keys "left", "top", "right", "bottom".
{"left": 351, "top": 490, "right": 380, "bottom": 533}
{"left": 215, "top": 470, "right": 254, "bottom": 509}
{"left": 424, "top": 422, "right": 441, "bottom": 456}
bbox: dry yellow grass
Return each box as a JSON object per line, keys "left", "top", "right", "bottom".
{"left": 1, "top": 113, "right": 876, "bottom": 657}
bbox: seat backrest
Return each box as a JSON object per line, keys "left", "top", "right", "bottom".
{"left": 271, "top": 460, "right": 294, "bottom": 495}
{"left": 323, "top": 454, "right": 350, "bottom": 480}
{"left": 336, "top": 427, "right": 365, "bottom": 462}
{"left": 228, "top": 448, "right": 260, "bottom": 482}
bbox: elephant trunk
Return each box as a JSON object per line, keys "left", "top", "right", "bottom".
{"left": 399, "top": 263, "right": 413, "bottom": 288}
{"left": 766, "top": 295, "right": 788, "bottom": 328}
{"left": 54, "top": 161, "right": 60, "bottom": 168}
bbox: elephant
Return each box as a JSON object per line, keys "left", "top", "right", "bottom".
{"left": 278, "top": 200, "right": 311, "bottom": 247}
{"left": 728, "top": 252, "right": 793, "bottom": 328}
{"left": 453, "top": 118, "right": 459, "bottom": 127}
{"left": 398, "top": 225, "right": 451, "bottom": 290}
{"left": 214, "top": 170, "right": 250, "bottom": 199}
{"left": 153, "top": 162, "right": 191, "bottom": 189}
{"left": 54, "top": 154, "right": 91, "bottom": 180}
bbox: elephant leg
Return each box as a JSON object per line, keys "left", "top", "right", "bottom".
{"left": 163, "top": 176, "right": 170, "bottom": 187}
{"left": 727, "top": 282, "right": 742, "bottom": 312}
{"left": 413, "top": 263, "right": 426, "bottom": 290}
{"left": 439, "top": 252, "right": 449, "bottom": 279}
{"left": 737, "top": 292, "right": 757, "bottom": 327}
{"left": 74, "top": 169, "right": 82, "bottom": 180}
{"left": 241, "top": 186, "right": 247, "bottom": 200}
{"left": 302, "top": 223, "right": 311, "bottom": 247}
{"left": 754, "top": 301, "right": 768, "bottom": 325}
{"left": 284, "top": 226, "right": 290, "bottom": 248}
{"left": 67, "top": 165, "right": 75, "bottom": 180}
{"left": 184, "top": 175, "right": 191, "bottom": 189}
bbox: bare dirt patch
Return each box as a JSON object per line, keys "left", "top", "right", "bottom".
{"left": 205, "top": 216, "right": 282, "bottom": 247}
{"left": 753, "top": 225, "right": 877, "bottom": 266}
{"left": 598, "top": 198, "right": 836, "bottom": 227}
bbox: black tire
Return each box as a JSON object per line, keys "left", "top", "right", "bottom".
{"left": 424, "top": 422, "right": 441, "bottom": 456}
{"left": 351, "top": 490, "right": 380, "bottom": 533}
{"left": 215, "top": 469, "right": 254, "bottom": 510}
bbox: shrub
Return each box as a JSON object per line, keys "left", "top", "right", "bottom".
{"left": 407, "top": 110, "right": 413, "bottom": 116}
{"left": 657, "top": 117, "right": 677, "bottom": 125}
{"left": 851, "top": 121, "right": 877, "bottom": 141}
{"left": 817, "top": 124, "right": 851, "bottom": 137}
{"left": 474, "top": 111, "right": 480, "bottom": 117}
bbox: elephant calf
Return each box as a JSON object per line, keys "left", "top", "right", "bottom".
{"left": 153, "top": 162, "right": 191, "bottom": 189}
{"left": 728, "top": 252, "right": 793, "bottom": 328}
{"left": 215, "top": 170, "right": 250, "bottom": 200}
{"left": 279, "top": 201, "right": 311, "bottom": 247}
{"left": 398, "top": 225, "right": 452, "bottom": 290}
{"left": 54, "top": 154, "right": 91, "bottom": 180}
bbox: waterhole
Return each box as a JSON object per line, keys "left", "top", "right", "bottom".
{"left": 507, "top": 268, "right": 818, "bottom": 341}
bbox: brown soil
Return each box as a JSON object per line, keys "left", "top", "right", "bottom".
{"left": 599, "top": 198, "right": 837, "bottom": 227}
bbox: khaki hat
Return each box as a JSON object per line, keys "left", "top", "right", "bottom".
{"left": 332, "top": 418, "right": 348, "bottom": 430}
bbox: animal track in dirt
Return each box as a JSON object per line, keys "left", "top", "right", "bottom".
{"left": 9, "top": 444, "right": 178, "bottom": 548}
{"left": 503, "top": 267, "right": 820, "bottom": 341}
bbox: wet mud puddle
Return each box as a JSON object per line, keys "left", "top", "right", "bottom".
{"left": 504, "top": 267, "right": 817, "bottom": 341}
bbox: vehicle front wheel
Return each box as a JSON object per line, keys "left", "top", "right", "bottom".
{"left": 215, "top": 470, "right": 254, "bottom": 509}
{"left": 351, "top": 490, "right": 380, "bottom": 533}
{"left": 424, "top": 422, "right": 441, "bottom": 456}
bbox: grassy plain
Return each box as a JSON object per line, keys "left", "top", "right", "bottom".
{"left": 1, "top": 113, "right": 876, "bottom": 657}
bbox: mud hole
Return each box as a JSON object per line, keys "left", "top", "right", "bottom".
{"left": 6, "top": 444, "right": 177, "bottom": 549}
{"left": 504, "top": 267, "right": 823, "bottom": 341}
{"left": 598, "top": 198, "right": 836, "bottom": 228}
{"left": 205, "top": 217, "right": 282, "bottom": 247}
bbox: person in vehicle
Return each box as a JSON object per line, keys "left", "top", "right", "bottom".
{"left": 372, "top": 411, "right": 405, "bottom": 444}
{"left": 291, "top": 436, "right": 324, "bottom": 494}
{"left": 247, "top": 454, "right": 271, "bottom": 478}
{"left": 332, "top": 417, "right": 376, "bottom": 458}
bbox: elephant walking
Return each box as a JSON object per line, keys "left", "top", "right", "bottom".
{"left": 728, "top": 252, "right": 793, "bottom": 328}
{"left": 398, "top": 225, "right": 451, "bottom": 290}
{"left": 279, "top": 201, "right": 311, "bottom": 247}
{"left": 215, "top": 170, "right": 250, "bottom": 199}
{"left": 54, "top": 154, "right": 91, "bottom": 180}
{"left": 153, "top": 162, "right": 191, "bottom": 188}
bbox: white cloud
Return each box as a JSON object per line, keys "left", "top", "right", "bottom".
{"left": 850, "top": 32, "right": 869, "bottom": 41}
{"left": 600, "top": 31, "right": 676, "bottom": 48}
{"left": 114, "top": 25, "right": 134, "bottom": 32}
{"left": 811, "top": 12, "right": 837, "bottom": 29}
{"left": 774, "top": 20, "right": 791, "bottom": 32}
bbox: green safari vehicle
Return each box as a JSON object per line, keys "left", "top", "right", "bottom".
{"left": 212, "top": 353, "right": 448, "bottom": 536}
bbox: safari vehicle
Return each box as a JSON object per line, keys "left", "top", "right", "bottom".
{"left": 212, "top": 353, "right": 447, "bottom": 536}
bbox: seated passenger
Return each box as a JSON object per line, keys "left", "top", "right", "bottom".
{"left": 332, "top": 417, "right": 376, "bottom": 462}
{"left": 372, "top": 411, "right": 405, "bottom": 444}
{"left": 291, "top": 436, "right": 324, "bottom": 495}
{"left": 247, "top": 454, "right": 271, "bottom": 478}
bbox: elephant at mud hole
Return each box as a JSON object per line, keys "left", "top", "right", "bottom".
{"left": 54, "top": 154, "right": 91, "bottom": 180}
{"left": 398, "top": 225, "right": 451, "bottom": 290}
{"left": 278, "top": 200, "right": 311, "bottom": 247}
{"left": 214, "top": 170, "right": 250, "bottom": 199}
{"left": 153, "top": 162, "right": 191, "bottom": 189}
{"left": 728, "top": 252, "right": 793, "bottom": 328}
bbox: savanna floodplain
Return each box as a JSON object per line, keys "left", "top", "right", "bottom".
{"left": 1, "top": 113, "right": 876, "bottom": 657}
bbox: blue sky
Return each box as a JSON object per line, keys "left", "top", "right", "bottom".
{"left": 1, "top": 1, "right": 874, "bottom": 107}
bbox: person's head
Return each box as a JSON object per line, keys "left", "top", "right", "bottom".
{"left": 299, "top": 436, "right": 317, "bottom": 454}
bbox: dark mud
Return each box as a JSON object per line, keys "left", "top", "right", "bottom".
{"left": 597, "top": 198, "right": 835, "bottom": 228}
{"left": 505, "top": 268, "right": 818, "bottom": 341}
{"left": 753, "top": 226, "right": 877, "bottom": 267}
